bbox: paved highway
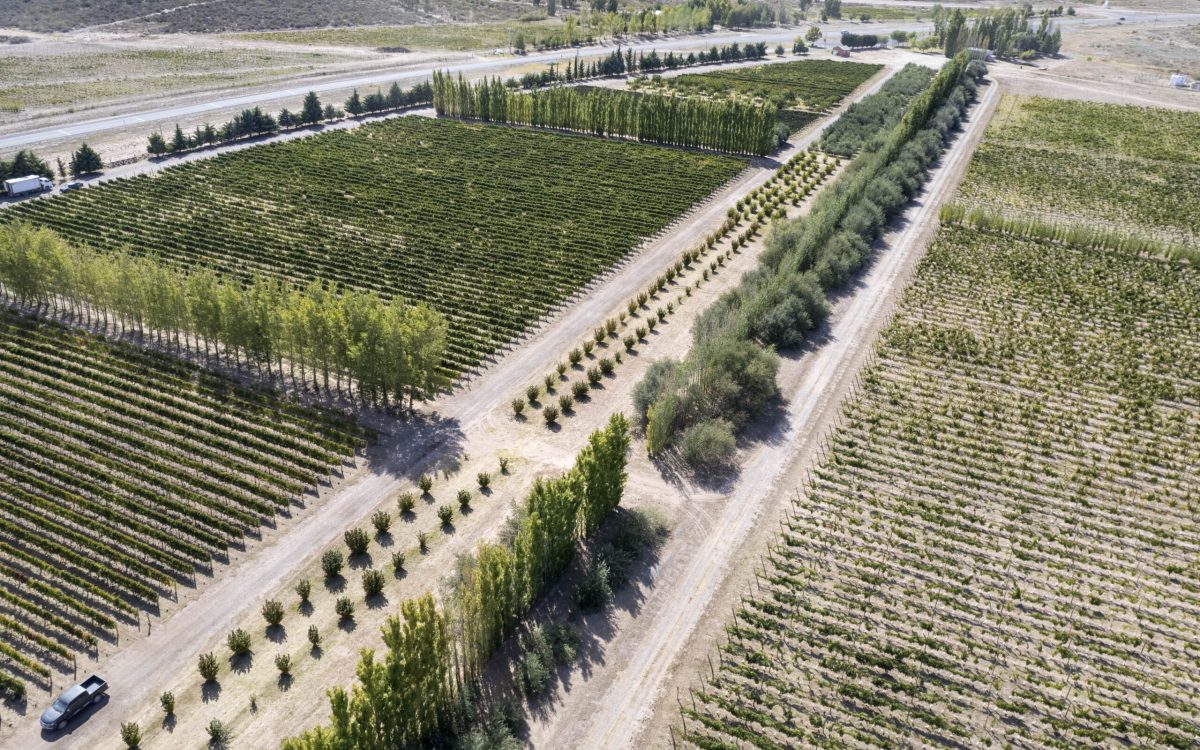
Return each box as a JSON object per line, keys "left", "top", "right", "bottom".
{"left": 0, "top": 5, "right": 1192, "bottom": 153}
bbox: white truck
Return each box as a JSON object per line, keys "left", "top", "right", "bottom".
{"left": 3, "top": 174, "right": 54, "bottom": 197}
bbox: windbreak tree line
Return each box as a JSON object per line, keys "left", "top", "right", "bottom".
{"left": 433, "top": 72, "right": 778, "bottom": 155}
{"left": 634, "top": 53, "right": 976, "bottom": 464}
{"left": 148, "top": 82, "right": 432, "bottom": 156}
{"left": 0, "top": 223, "right": 447, "bottom": 407}
{"left": 509, "top": 41, "right": 773, "bottom": 92}
{"left": 0, "top": 150, "right": 53, "bottom": 181}
{"left": 819, "top": 64, "right": 936, "bottom": 156}
{"left": 282, "top": 414, "right": 631, "bottom": 750}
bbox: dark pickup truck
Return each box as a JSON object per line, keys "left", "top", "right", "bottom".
{"left": 39, "top": 675, "right": 107, "bottom": 731}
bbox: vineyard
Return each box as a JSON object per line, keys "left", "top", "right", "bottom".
{"left": 641, "top": 60, "right": 882, "bottom": 112}
{"left": 680, "top": 225, "right": 1200, "bottom": 749}
{"left": 956, "top": 96, "right": 1200, "bottom": 243}
{"left": 0, "top": 309, "right": 367, "bottom": 700}
{"left": 4, "top": 116, "right": 744, "bottom": 376}
{"left": 677, "top": 94, "right": 1200, "bottom": 749}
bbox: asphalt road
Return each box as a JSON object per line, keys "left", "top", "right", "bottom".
{"left": 3, "top": 4, "right": 1193, "bottom": 153}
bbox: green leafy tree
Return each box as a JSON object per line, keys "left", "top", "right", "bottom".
{"left": 301, "top": 91, "right": 324, "bottom": 124}
{"left": 170, "top": 124, "right": 188, "bottom": 153}
{"left": 346, "top": 90, "right": 364, "bottom": 116}
{"left": 70, "top": 143, "right": 103, "bottom": 176}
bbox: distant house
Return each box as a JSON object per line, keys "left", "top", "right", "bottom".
{"left": 831, "top": 46, "right": 850, "bottom": 58}
{"left": 1169, "top": 73, "right": 1189, "bottom": 88}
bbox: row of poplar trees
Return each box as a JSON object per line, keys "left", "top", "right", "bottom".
{"left": 282, "top": 413, "right": 631, "bottom": 750}
{"left": 433, "top": 71, "right": 778, "bottom": 155}
{"left": 0, "top": 222, "right": 447, "bottom": 407}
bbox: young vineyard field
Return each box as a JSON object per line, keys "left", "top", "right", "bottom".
{"left": 956, "top": 96, "right": 1200, "bottom": 244}
{"left": 0, "top": 309, "right": 368, "bottom": 700}
{"left": 646, "top": 59, "right": 882, "bottom": 112}
{"left": 4, "top": 117, "right": 744, "bottom": 376}
{"left": 679, "top": 224, "right": 1200, "bottom": 750}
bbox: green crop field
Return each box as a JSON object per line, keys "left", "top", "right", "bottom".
{"left": 648, "top": 59, "right": 882, "bottom": 112}
{"left": 678, "top": 98, "right": 1200, "bottom": 748}
{"left": 0, "top": 308, "right": 368, "bottom": 701}
{"left": 957, "top": 95, "right": 1200, "bottom": 244}
{"left": 5, "top": 117, "right": 745, "bottom": 376}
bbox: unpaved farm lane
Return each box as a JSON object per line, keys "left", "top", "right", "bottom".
{"left": 548, "top": 80, "right": 1001, "bottom": 750}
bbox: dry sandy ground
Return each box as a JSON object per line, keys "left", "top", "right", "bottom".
{"left": 0, "top": 61, "right": 900, "bottom": 750}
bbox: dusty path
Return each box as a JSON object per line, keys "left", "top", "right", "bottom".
{"left": 0, "top": 60, "right": 906, "bottom": 750}
{"left": 530, "top": 79, "right": 1001, "bottom": 750}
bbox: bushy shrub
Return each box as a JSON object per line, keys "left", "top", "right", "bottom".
{"left": 392, "top": 551, "right": 406, "bottom": 572}
{"left": 207, "top": 719, "right": 232, "bottom": 747}
{"left": 576, "top": 558, "right": 613, "bottom": 612}
{"left": 680, "top": 420, "right": 738, "bottom": 470}
{"left": 543, "top": 405, "right": 559, "bottom": 424}
{"left": 121, "top": 722, "right": 141, "bottom": 749}
{"left": 559, "top": 394, "right": 574, "bottom": 412}
{"left": 294, "top": 578, "right": 311, "bottom": 603}
{"left": 362, "top": 569, "right": 385, "bottom": 598}
{"left": 437, "top": 505, "right": 454, "bottom": 526}
{"left": 335, "top": 597, "right": 354, "bottom": 620}
{"left": 275, "top": 653, "right": 292, "bottom": 675}
{"left": 198, "top": 652, "right": 219, "bottom": 681}
{"left": 227, "top": 628, "right": 251, "bottom": 655}
{"left": 159, "top": 691, "right": 175, "bottom": 715}
{"left": 321, "top": 549, "right": 344, "bottom": 578}
{"left": 418, "top": 474, "right": 433, "bottom": 494}
{"left": 307, "top": 625, "right": 321, "bottom": 646}
{"left": 371, "top": 510, "right": 391, "bottom": 534}
{"left": 344, "top": 527, "right": 370, "bottom": 555}
{"left": 572, "top": 380, "right": 589, "bottom": 398}
{"left": 397, "top": 492, "right": 416, "bottom": 514}
{"left": 526, "top": 385, "right": 540, "bottom": 402}
{"left": 477, "top": 471, "right": 491, "bottom": 489}
{"left": 261, "top": 599, "right": 284, "bottom": 627}
{"left": 457, "top": 489, "right": 472, "bottom": 509}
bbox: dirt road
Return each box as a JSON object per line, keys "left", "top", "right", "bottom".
{"left": 528, "top": 79, "right": 1002, "bottom": 750}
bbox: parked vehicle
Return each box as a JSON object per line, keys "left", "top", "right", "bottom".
{"left": 61, "top": 180, "right": 84, "bottom": 191}
{"left": 39, "top": 675, "right": 107, "bottom": 731}
{"left": 3, "top": 175, "right": 53, "bottom": 197}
